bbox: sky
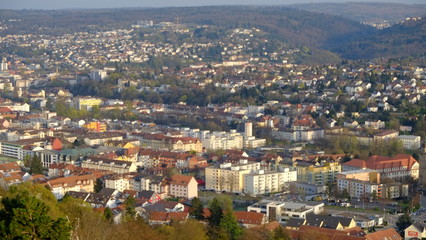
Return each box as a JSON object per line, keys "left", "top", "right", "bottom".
{"left": 2, "top": 0, "right": 425, "bottom": 10}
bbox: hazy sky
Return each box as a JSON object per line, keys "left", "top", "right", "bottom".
{"left": 2, "top": 0, "right": 425, "bottom": 10}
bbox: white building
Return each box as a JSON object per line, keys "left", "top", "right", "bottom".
{"left": 247, "top": 200, "right": 324, "bottom": 223}
{"left": 272, "top": 128, "right": 324, "bottom": 142}
{"left": 243, "top": 168, "right": 297, "bottom": 196}
{"left": 89, "top": 70, "right": 108, "bottom": 82}
{"left": 398, "top": 135, "right": 421, "bottom": 150}
{"left": 205, "top": 160, "right": 260, "bottom": 193}
{"left": 201, "top": 130, "right": 244, "bottom": 150}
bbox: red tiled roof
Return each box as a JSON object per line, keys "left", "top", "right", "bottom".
{"left": 0, "top": 162, "right": 21, "bottom": 172}
{"left": 170, "top": 174, "right": 195, "bottom": 186}
{"left": 345, "top": 154, "right": 418, "bottom": 170}
{"left": 149, "top": 211, "right": 188, "bottom": 222}
{"left": 234, "top": 211, "right": 265, "bottom": 225}
{"left": 365, "top": 228, "right": 402, "bottom": 240}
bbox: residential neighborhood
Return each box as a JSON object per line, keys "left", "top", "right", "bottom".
{"left": 0, "top": 9, "right": 425, "bottom": 240}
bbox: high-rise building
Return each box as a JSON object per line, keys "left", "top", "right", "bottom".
{"left": 245, "top": 122, "right": 253, "bottom": 138}
{"left": 0, "top": 62, "right": 8, "bottom": 71}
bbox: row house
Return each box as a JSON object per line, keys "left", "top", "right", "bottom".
{"left": 83, "top": 132, "right": 124, "bottom": 146}
{"left": 129, "top": 132, "right": 202, "bottom": 152}
{"left": 82, "top": 157, "right": 137, "bottom": 174}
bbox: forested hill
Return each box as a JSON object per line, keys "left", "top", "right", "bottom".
{"left": 332, "top": 17, "right": 426, "bottom": 59}
{"left": 0, "top": 6, "right": 424, "bottom": 60}
{"left": 0, "top": 6, "right": 374, "bottom": 49}
{"left": 289, "top": 2, "right": 426, "bottom": 24}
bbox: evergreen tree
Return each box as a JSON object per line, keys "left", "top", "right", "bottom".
{"left": 0, "top": 193, "right": 71, "bottom": 239}
{"left": 104, "top": 207, "right": 113, "bottom": 222}
{"left": 271, "top": 226, "right": 291, "bottom": 240}
{"left": 219, "top": 210, "right": 242, "bottom": 240}
{"left": 208, "top": 198, "right": 223, "bottom": 227}
{"left": 29, "top": 154, "right": 43, "bottom": 174}
{"left": 396, "top": 212, "right": 412, "bottom": 236}
{"left": 189, "top": 197, "right": 204, "bottom": 220}
{"left": 94, "top": 178, "right": 103, "bottom": 193}
{"left": 123, "top": 195, "right": 137, "bottom": 221}
{"left": 23, "top": 154, "right": 32, "bottom": 168}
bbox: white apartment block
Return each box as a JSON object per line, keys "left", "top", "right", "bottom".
{"left": 397, "top": 135, "right": 421, "bottom": 150}
{"left": 244, "top": 136, "right": 267, "bottom": 148}
{"left": 272, "top": 128, "right": 324, "bottom": 142}
{"left": 202, "top": 130, "right": 244, "bottom": 150}
{"left": 205, "top": 160, "right": 260, "bottom": 193}
{"left": 337, "top": 178, "right": 381, "bottom": 199}
{"left": 243, "top": 168, "right": 297, "bottom": 196}
{"left": 130, "top": 175, "right": 168, "bottom": 195}
{"left": 169, "top": 175, "right": 198, "bottom": 199}
{"left": 105, "top": 175, "right": 132, "bottom": 192}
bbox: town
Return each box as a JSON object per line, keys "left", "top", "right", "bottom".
{"left": 0, "top": 12, "right": 426, "bottom": 240}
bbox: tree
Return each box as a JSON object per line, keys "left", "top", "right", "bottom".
{"left": 170, "top": 219, "right": 209, "bottom": 240}
{"left": 271, "top": 226, "right": 291, "bottom": 240}
{"left": 396, "top": 212, "right": 412, "bottom": 236}
{"left": 189, "top": 197, "right": 204, "bottom": 220}
{"left": 0, "top": 193, "right": 71, "bottom": 239}
{"left": 23, "top": 154, "right": 32, "bottom": 168}
{"left": 123, "top": 195, "right": 137, "bottom": 221}
{"left": 29, "top": 154, "right": 43, "bottom": 174}
{"left": 164, "top": 167, "right": 180, "bottom": 178}
{"left": 94, "top": 178, "right": 103, "bottom": 193}
{"left": 208, "top": 198, "right": 223, "bottom": 227}
{"left": 59, "top": 195, "right": 111, "bottom": 240}
{"left": 219, "top": 210, "right": 242, "bottom": 240}
{"left": 209, "top": 194, "right": 233, "bottom": 211}
{"left": 104, "top": 207, "right": 113, "bottom": 222}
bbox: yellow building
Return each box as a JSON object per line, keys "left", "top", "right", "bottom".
{"left": 76, "top": 97, "right": 103, "bottom": 111}
{"left": 83, "top": 121, "right": 107, "bottom": 132}
{"left": 295, "top": 161, "right": 341, "bottom": 185}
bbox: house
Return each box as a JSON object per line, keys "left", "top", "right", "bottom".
{"left": 46, "top": 174, "right": 95, "bottom": 199}
{"left": 404, "top": 222, "right": 426, "bottom": 240}
{"left": 148, "top": 211, "right": 189, "bottom": 225}
{"left": 365, "top": 228, "right": 402, "bottom": 240}
{"left": 0, "top": 162, "right": 21, "bottom": 173}
{"left": 169, "top": 174, "right": 198, "bottom": 199}
{"left": 234, "top": 211, "right": 267, "bottom": 228}
{"left": 138, "top": 190, "right": 162, "bottom": 204}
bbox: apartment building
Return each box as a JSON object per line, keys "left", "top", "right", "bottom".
{"left": 243, "top": 168, "right": 297, "bottom": 196}
{"left": 205, "top": 160, "right": 260, "bottom": 193}
{"left": 343, "top": 154, "right": 419, "bottom": 180}
{"left": 82, "top": 158, "right": 137, "bottom": 174}
{"left": 397, "top": 135, "right": 421, "bottom": 150}
{"left": 169, "top": 174, "right": 198, "bottom": 199}
{"left": 202, "top": 130, "right": 244, "bottom": 150}
{"left": 74, "top": 97, "right": 103, "bottom": 111}
{"left": 294, "top": 160, "right": 341, "bottom": 185}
